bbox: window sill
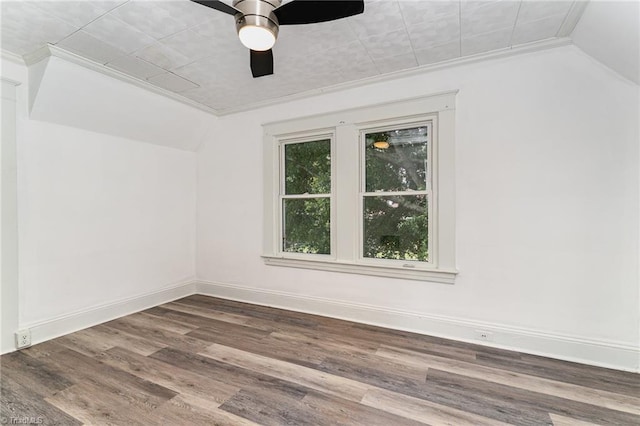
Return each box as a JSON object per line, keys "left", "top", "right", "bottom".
{"left": 262, "top": 256, "right": 457, "bottom": 284}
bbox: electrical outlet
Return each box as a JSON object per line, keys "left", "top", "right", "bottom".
{"left": 475, "top": 330, "right": 493, "bottom": 341}
{"left": 15, "top": 329, "right": 31, "bottom": 349}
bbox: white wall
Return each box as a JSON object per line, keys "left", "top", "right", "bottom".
{"left": 19, "top": 121, "right": 197, "bottom": 326}
{"left": 1, "top": 57, "right": 202, "bottom": 352}
{"left": 197, "top": 45, "right": 640, "bottom": 370}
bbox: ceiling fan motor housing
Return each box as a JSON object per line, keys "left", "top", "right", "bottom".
{"left": 233, "top": 0, "right": 281, "bottom": 44}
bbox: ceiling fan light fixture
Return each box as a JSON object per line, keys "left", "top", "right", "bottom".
{"left": 234, "top": 0, "right": 280, "bottom": 51}
{"left": 238, "top": 24, "right": 276, "bottom": 51}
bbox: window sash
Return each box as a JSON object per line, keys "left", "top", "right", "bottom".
{"left": 359, "top": 121, "right": 434, "bottom": 266}
{"left": 277, "top": 134, "right": 335, "bottom": 258}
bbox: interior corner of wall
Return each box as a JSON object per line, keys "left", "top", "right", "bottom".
{"left": 194, "top": 120, "right": 218, "bottom": 153}
{"left": 27, "top": 56, "right": 50, "bottom": 115}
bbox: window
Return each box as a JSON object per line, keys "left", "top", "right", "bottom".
{"left": 281, "top": 137, "right": 333, "bottom": 255}
{"left": 263, "top": 92, "right": 457, "bottom": 283}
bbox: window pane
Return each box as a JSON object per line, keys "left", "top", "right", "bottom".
{"left": 283, "top": 198, "right": 330, "bottom": 254}
{"left": 363, "top": 195, "right": 428, "bottom": 261}
{"left": 285, "top": 139, "right": 331, "bottom": 194}
{"left": 365, "top": 126, "right": 428, "bottom": 192}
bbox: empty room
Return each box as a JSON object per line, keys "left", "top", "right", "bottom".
{"left": 1, "top": 0, "right": 639, "bottom": 424}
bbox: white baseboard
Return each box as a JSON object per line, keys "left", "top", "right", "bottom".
{"left": 196, "top": 280, "right": 640, "bottom": 373}
{"left": 7, "top": 279, "right": 197, "bottom": 353}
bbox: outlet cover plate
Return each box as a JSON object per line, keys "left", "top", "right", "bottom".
{"left": 15, "top": 329, "right": 31, "bottom": 349}
{"left": 475, "top": 330, "right": 493, "bottom": 341}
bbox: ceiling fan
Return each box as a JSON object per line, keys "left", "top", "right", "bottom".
{"left": 191, "top": 0, "right": 365, "bottom": 78}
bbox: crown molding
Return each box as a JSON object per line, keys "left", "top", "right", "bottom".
{"left": 217, "top": 37, "right": 574, "bottom": 116}
{"left": 1, "top": 49, "right": 26, "bottom": 66}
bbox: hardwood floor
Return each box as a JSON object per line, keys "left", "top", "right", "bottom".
{"left": 1, "top": 295, "right": 639, "bottom": 425}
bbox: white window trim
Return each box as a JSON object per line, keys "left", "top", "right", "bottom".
{"left": 263, "top": 91, "right": 458, "bottom": 283}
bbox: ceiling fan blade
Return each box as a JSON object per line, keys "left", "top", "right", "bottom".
{"left": 274, "top": 0, "right": 364, "bottom": 25}
{"left": 190, "top": 0, "right": 240, "bottom": 16}
{"left": 250, "top": 49, "right": 274, "bottom": 78}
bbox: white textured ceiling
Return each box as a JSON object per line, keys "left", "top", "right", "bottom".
{"left": 2, "top": 0, "right": 587, "bottom": 114}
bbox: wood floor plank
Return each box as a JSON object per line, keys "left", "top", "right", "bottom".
{"left": 424, "top": 368, "right": 640, "bottom": 425}
{"left": 184, "top": 317, "right": 271, "bottom": 341}
{"left": 150, "top": 347, "right": 310, "bottom": 400}
{"left": 19, "top": 340, "right": 70, "bottom": 360}
{"left": 45, "top": 382, "right": 151, "bottom": 426}
{"left": 264, "top": 330, "right": 376, "bottom": 367}
{"left": 200, "top": 343, "right": 372, "bottom": 402}
{"left": 476, "top": 352, "right": 640, "bottom": 398}
{"left": 96, "top": 346, "right": 239, "bottom": 407}
{"left": 312, "top": 353, "right": 553, "bottom": 425}
{"left": 195, "top": 296, "right": 351, "bottom": 332}
{"left": 128, "top": 311, "right": 200, "bottom": 334}
{"left": 219, "top": 387, "right": 314, "bottom": 426}
{"left": 80, "top": 323, "right": 167, "bottom": 356}
{"left": 36, "top": 347, "right": 178, "bottom": 413}
{"left": 421, "top": 369, "right": 555, "bottom": 425}
{"left": 181, "top": 295, "right": 320, "bottom": 329}
{"left": 145, "top": 306, "right": 265, "bottom": 334}
{"left": 339, "top": 324, "right": 481, "bottom": 362}
{"left": 3, "top": 295, "right": 639, "bottom": 425}
{"left": 159, "top": 308, "right": 335, "bottom": 368}
{"left": 549, "top": 413, "right": 602, "bottom": 426}
{"left": 183, "top": 297, "right": 363, "bottom": 339}
{"left": 220, "top": 387, "right": 424, "bottom": 426}
{"left": 0, "top": 351, "right": 74, "bottom": 397}
{"left": 300, "top": 391, "right": 426, "bottom": 426}
{"left": 102, "top": 317, "right": 210, "bottom": 353}
{"left": 159, "top": 301, "right": 255, "bottom": 326}
{"left": 188, "top": 326, "right": 326, "bottom": 368}
{"left": 268, "top": 329, "right": 380, "bottom": 357}
{"left": 332, "top": 347, "right": 430, "bottom": 380}
{"left": 241, "top": 315, "right": 357, "bottom": 341}
{"left": 149, "top": 394, "right": 260, "bottom": 426}
{"left": 1, "top": 375, "right": 82, "bottom": 426}
{"left": 316, "top": 355, "right": 427, "bottom": 393}
{"left": 361, "top": 387, "right": 510, "bottom": 426}
{"left": 50, "top": 329, "right": 115, "bottom": 357}
{"left": 346, "top": 321, "right": 485, "bottom": 355}
{"left": 376, "top": 344, "right": 640, "bottom": 416}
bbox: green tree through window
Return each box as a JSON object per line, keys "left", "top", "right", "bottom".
{"left": 363, "top": 126, "right": 430, "bottom": 261}
{"left": 282, "top": 139, "right": 331, "bottom": 254}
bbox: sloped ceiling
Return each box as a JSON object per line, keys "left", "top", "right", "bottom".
{"left": 2, "top": 0, "right": 589, "bottom": 115}
{"left": 28, "top": 56, "right": 215, "bottom": 150}
{"left": 571, "top": 0, "right": 639, "bottom": 85}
